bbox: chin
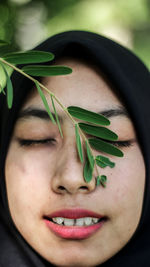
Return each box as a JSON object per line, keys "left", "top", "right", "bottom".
{"left": 44, "top": 253, "right": 101, "bottom": 267}
{"left": 49, "top": 260, "right": 96, "bottom": 267}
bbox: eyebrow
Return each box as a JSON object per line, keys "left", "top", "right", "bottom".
{"left": 100, "top": 107, "right": 129, "bottom": 119}
{"left": 17, "top": 106, "right": 128, "bottom": 122}
{"left": 18, "top": 108, "right": 63, "bottom": 124}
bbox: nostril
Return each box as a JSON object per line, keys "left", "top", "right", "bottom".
{"left": 58, "top": 186, "right": 66, "bottom": 191}
{"left": 57, "top": 185, "right": 88, "bottom": 194}
{"left": 79, "top": 186, "right": 88, "bottom": 190}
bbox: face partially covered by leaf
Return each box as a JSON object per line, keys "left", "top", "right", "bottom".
{"left": 0, "top": 48, "right": 124, "bottom": 188}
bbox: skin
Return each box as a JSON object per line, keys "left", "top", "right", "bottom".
{"left": 5, "top": 58, "right": 145, "bottom": 267}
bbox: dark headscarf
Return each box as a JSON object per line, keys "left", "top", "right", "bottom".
{"left": 0, "top": 30, "right": 150, "bottom": 266}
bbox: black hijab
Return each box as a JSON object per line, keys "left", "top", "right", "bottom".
{"left": 0, "top": 30, "right": 150, "bottom": 266}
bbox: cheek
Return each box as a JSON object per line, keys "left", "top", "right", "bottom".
{"left": 5, "top": 147, "right": 56, "bottom": 223}
{"left": 106, "top": 145, "right": 145, "bottom": 234}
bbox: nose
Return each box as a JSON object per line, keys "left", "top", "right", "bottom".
{"left": 51, "top": 140, "right": 96, "bottom": 195}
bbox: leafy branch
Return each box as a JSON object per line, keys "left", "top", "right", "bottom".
{"left": 0, "top": 43, "right": 124, "bottom": 187}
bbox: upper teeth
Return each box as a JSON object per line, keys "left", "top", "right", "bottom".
{"left": 52, "top": 217, "right": 99, "bottom": 226}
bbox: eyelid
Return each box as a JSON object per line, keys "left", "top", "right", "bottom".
{"left": 17, "top": 138, "right": 56, "bottom": 147}
{"left": 108, "top": 140, "right": 133, "bottom": 147}
{"left": 92, "top": 137, "right": 134, "bottom": 148}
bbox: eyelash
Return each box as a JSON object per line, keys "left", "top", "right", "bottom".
{"left": 106, "top": 140, "right": 132, "bottom": 148}
{"left": 18, "top": 138, "right": 132, "bottom": 148}
{"left": 18, "top": 138, "right": 56, "bottom": 147}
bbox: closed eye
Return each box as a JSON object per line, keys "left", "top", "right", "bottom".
{"left": 102, "top": 140, "right": 133, "bottom": 148}
{"left": 87, "top": 134, "right": 134, "bottom": 148}
{"left": 17, "top": 138, "right": 56, "bottom": 147}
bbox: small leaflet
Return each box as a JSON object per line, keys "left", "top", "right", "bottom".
{"left": 79, "top": 122, "right": 118, "bottom": 141}
{"left": 1, "top": 63, "right": 13, "bottom": 109}
{"left": 89, "top": 138, "right": 124, "bottom": 157}
{"left": 22, "top": 65, "right": 72, "bottom": 77}
{"left": 83, "top": 158, "right": 94, "bottom": 183}
{"left": 35, "top": 82, "right": 55, "bottom": 124}
{"left": 3, "top": 51, "right": 55, "bottom": 64}
{"left": 67, "top": 106, "right": 110, "bottom": 126}
{"left": 51, "top": 95, "right": 63, "bottom": 138}
{"left": 96, "top": 155, "right": 115, "bottom": 168}
{"left": 75, "top": 124, "right": 83, "bottom": 163}
{"left": 85, "top": 140, "right": 94, "bottom": 169}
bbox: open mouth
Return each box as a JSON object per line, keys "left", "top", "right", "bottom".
{"left": 43, "top": 209, "right": 107, "bottom": 239}
{"left": 44, "top": 216, "right": 107, "bottom": 226}
{"left": 44, "top": 216, "right": 107, "bottom": 239}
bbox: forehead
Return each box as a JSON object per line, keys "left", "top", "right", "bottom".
{"left": 22, "top": 57, "right": 125, "bottom": 114}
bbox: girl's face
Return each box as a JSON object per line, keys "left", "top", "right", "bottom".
{"left": 5, "top": 58, "right": 145, "bottom": 267}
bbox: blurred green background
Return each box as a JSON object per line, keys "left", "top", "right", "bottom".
{"left": 0, "top": 0, "right": 150, "bottom": 69}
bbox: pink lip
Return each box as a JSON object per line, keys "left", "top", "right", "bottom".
{"left": 44, "top": 209, "right": 107, "bottom": 240}
{"left": 45, "top": 208, "right": 104, "bottom": 219}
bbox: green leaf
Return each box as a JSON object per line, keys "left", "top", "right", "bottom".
{"left": 0, "top": 84, "right": 5, "bottom": 95}
{"left": 96, "top": 175, "right": 107, "bottom": 187}
{"left": 100, "top": 175, "right": 107, "bottom": 187}
{"left": 75, "top": 124, "right": 83, "bottom": 163}
{"left": 0, "top": 40, "right": 9, "bottom": 46}
{"left": 96, "top": 176, "right": 101, "bottom": 186}
{"left": 0, "top": 45, "right": 17, "bottom": 57}
{"left": 67, "top": 106, "right": 110, "bottom": 126}
{"left": 85, "top": 140, "right": 94, "bottom": 169}
{"left": 22, "top": 65, "right": 72, "bottom": 76}
{"left": 79, "top": 123, "right": 118, "bottom": 141}
{"left": 51, "top": 95, "right": 63, "bottom": 138}
{"left": 35, "top": 82, "right": 56, "bottom": 124}
{"left": 88, "top": 138, "right": 124, "bottom": 157}
{"left": 1, "top": 63, "right": 13, "bottom": 108}
{"left": 96, "top": 155, "right": 115, "bottom": 168}
{"left": 3, "top": 51, "right": 54, "bottom": 64}
{"left": 6, "top": 72, "right": 13, "bottom": 109}
{"left": 83, "top": 158, "right": 94, "bottom": 183}
{"left": 0, "top": 83, "right": 3, "bottom": 93}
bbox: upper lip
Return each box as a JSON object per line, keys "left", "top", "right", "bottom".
{"left": 44, "top": 209, "right": 104, "bottom": 219}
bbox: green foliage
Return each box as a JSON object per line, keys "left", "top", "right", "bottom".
{"left": 0, "top": 40, "right": 9, "bottom": 46}
{"left": 0, "top": 0, "right": 149, "bottom": 68}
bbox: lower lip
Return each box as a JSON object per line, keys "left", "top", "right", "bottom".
{"left": 44, "top": 219, "right": 105, "bottom": 240}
